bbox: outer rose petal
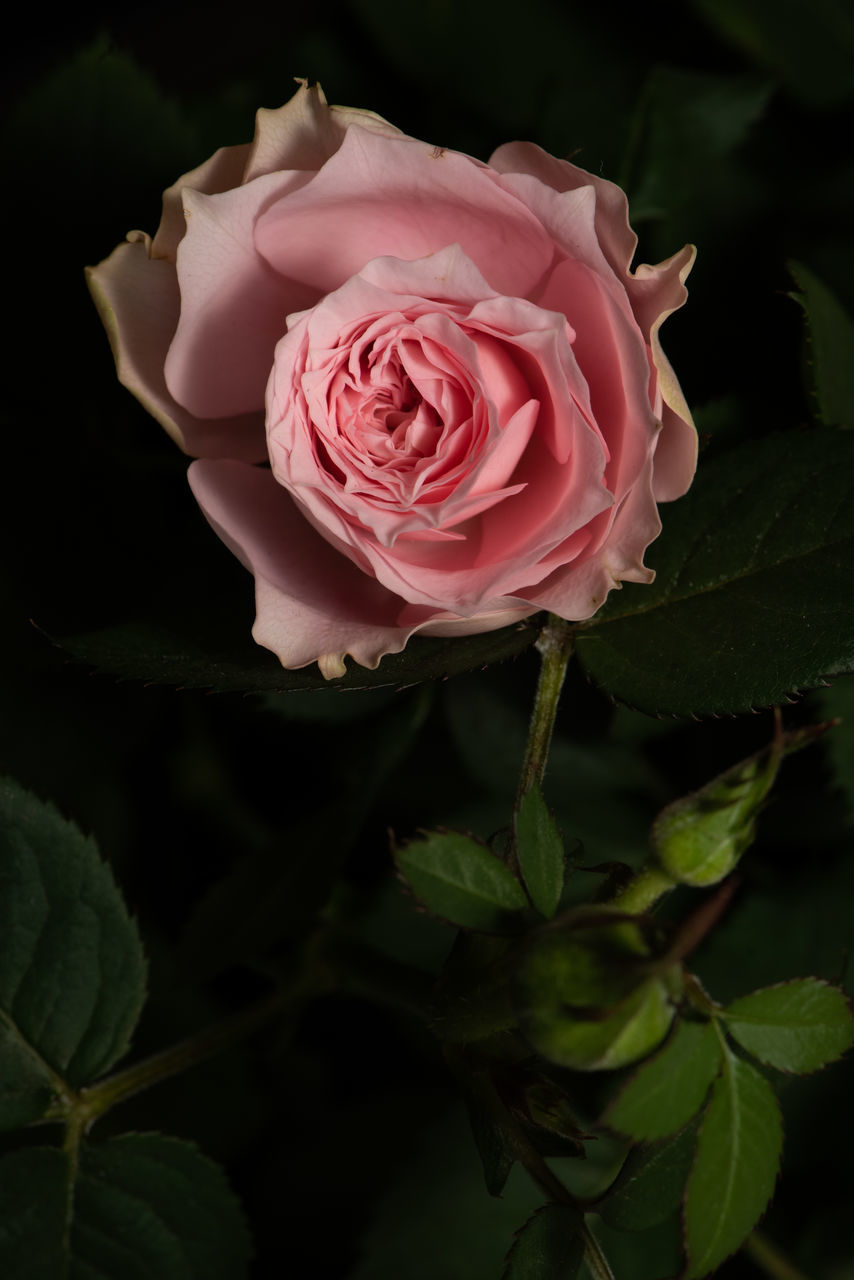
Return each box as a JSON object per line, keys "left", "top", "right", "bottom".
{"left": 189, "top": 460, "right": 530, "bottom": 677}
{"left": 164, "top": 173, "right": 320, "bottom": 420}
{"left": 632, "top": 246, "right": 698, "bottom": 501}
{"left": 244, "top": 81, "right": 402, "bottom": 183}
{"left": 86, "top": 239, "right": 266, "bottom": 461}
{"left": 488, "top": 141, "right": 638, "bottom": 279}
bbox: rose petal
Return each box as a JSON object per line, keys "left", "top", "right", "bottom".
{"left": 488, "top": 141, "right": 638, "bottom": 279}
{"left": 86, "top": 239, "right": 265, "bottom": 461}
{"left": 631, "top": 245, "right": 697, "bottom": 501}
{"left": 164, "top": 172, "right": 319, "bottom": 420}
{"left": 188, "top": 459, "right": 530, "bottom": 676}
{"left": 152, "top": 141, "right": 252, "bottom": 262}
{"left": 245, "top": 80, "right": 402, "bottom": 183}
{"left": 254, "top": 126, "right": 555, "bottom": 300}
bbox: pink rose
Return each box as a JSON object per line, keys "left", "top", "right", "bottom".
{"left": 87, "top": 82, "right": 696, "bottom": 679}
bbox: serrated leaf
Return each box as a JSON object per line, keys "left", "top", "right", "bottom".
{"left": 575, "top": 430, "right": 854, "bottom": 715}
{"left": 605, "top": 1021, "right": 722, "bottom": 1141}
{"left": 503, "top": 1204, "right": 584, "bottom": 1280}
{"left": 723, "top": 978, "right": 854, "bottom": 1073}
{"left": 0, "top": 777, "right": 146, "bottom": 1128}
{"left": 683, "top": 1051, "right": 783, "bottom": 1278}
{"left": 515, "top": 784, "right": 565, "bottom": 918}
{"left": 789, "top": 260, "right": 854, "bottom": 428}
{"left": 599, "top": 1119, "right": 699, "bottom": 1232}
{"left": 0, "top": 1135, "right": 251, "bottom": 1279}
{"left": 396, "top": 832, "right": 528, "bottom": 932}
{"left": 57, "top": 617, "right": 538, "bottom": 694}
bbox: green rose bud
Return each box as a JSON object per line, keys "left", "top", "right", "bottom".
{"left": 651, "top": 742, "right": 783, "bottom": 888}
{"left": 515, "top": 912, "right": 680, "bottom": 1071}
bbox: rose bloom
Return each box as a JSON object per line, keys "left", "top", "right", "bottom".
{"left": 88, "top": 82, "right": 695, "bottom": 679}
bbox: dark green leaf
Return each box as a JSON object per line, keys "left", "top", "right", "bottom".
{"left": 462, "top": 1086, "right": 516, "bottom": 1198}
{"left": 57, "top": 618, "right": 538, "bottom": 694}
{"left": 515, "top": 784, "right": 565, "bottom": 919}
{"left": 503, "top": 1204, "right": 584, "bottom": 1280}
{"left": 599, "top": 1120, "right": 699, "bottom": 1231}
{"left": 350, "top": 1105, "right": 543, "bottom": 1280}
{"left": 683, "top": 1051, "right": 783, "bottom": 1278}
{"left": 74, "top": 1135, "right": 251, "bottom": 1279}
{"left": 396, "top": 832, "right": 527, "bottom": 932}
{"left": 575, "top": 430, "right": 854, "bottom": 715}
{"left": 723, "top": 978, "right": 854, "bottom": 1073}
{"left": 0, "top": 777, "right": 146, "bottom": 1127}
{"left": 0, "top": 1148, "right": 68, "bottom": 1279}
{"left": 789, "top": 260, "right": 854, "bottom": 428}
{"left": 605, "top": 1021, "right": 722, "bottom": 1141}
{"left": 625, "top": 66, "right": 771, "bottom": 246}
{"left": 817, "top": 674, "right": 854, "bottom": 815}
{"left": 0, "top": 1136, "right": 251, "bottom": 1279}
{"left": 690, "top": 0, "right": 854, "bottom": 110}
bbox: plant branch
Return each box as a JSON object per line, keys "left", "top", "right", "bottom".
{"left": 516, "top": 615, "right": 575, "bottom": 809}
{"left": 743, "top": 1230, "right": 810, "bottom": 1280}
{"left": 79, "top": 983, "right": 302, "bottom": 1127}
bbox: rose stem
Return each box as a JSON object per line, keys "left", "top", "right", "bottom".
{"left": 515, "top": 614, "right": 575, "bottom": 809}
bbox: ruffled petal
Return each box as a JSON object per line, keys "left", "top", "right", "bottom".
{"left": 631, "top": 245, "right": 697, "bottom": 501}
{"left": 152, "top": 142, "right": 252, "bottom": 262}
{"left": 488, "top": 141, "right": 638, "bottom": 279}
{"left": 86, "top": 239, "right": 265, "bottom": 461}
{"left": 245, "top": 80, "right": 402, "bottom": 183}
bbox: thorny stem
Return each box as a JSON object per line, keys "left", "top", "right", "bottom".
{"left": 515, "top": 615, "right": 575, "bottom": 809}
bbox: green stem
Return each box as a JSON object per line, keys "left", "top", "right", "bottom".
{"left": 79, "top": 982, "right": 306, "bottom": 1128}
{"left": 743, "top": 1230, "right": 809, "bottom": 1280}
{"left": 607, "top": 862, "right": 675, "bottom": 914}
{"left": 516, "top": 615, "right": 575, "bottom": 808}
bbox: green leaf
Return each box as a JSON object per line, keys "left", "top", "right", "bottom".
{"left": 350, "top": 1104, "right": 543, "bottom": 1280}
{"left": 0, "top": 777, "right": 146, "bottom": 1128}
{"left": 0, "top": 1148, "right": 67, "bottom": 1279}
{"left": 599, "top": 1119, "right": 699, "bottom": 1231}
{"left": 683, "top": 1050, "right": 783, "bottom": 1278}
{"left": 515, "top": 784, "right": 565, "bottom": 918}
{"left": 57, "top": 617, "right": 538, "bottom": 694}
{"left": 690, "top": 0, "right": 854, "bottom": 110}
{"left": 723, "top": 978, "right": 854, "bottom": 1073}
{"left": 0, "top": 1135, "right": 251, "bottom": 1279}
{"left": 605, "top": 1021, "right": 722, "bottom": 1141}
{"left": 575, "top": 430, "right": 854, "bottom": 716}
{"left": 502, "top": 1204, "right": 584, "bottom": 1280}
{"left": 789, "top": 260, "right": 854, "bottom": 428}
{"left": 625, "top": 66, "right": 771, "bottom": 248}
{"left": 396, "top": 832, "right": 528, "bottom": 932}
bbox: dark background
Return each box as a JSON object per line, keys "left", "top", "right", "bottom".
{"left": 2, "top": 2, "right": 854, "bottom": 1276}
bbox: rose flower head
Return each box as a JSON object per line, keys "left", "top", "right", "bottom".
{"left": 87, "top": 82, "right": 696, "bottom": 679}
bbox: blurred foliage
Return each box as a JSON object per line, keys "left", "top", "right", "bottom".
{"left": 2, "top": 1, "right": 854, "bottom": 1276}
